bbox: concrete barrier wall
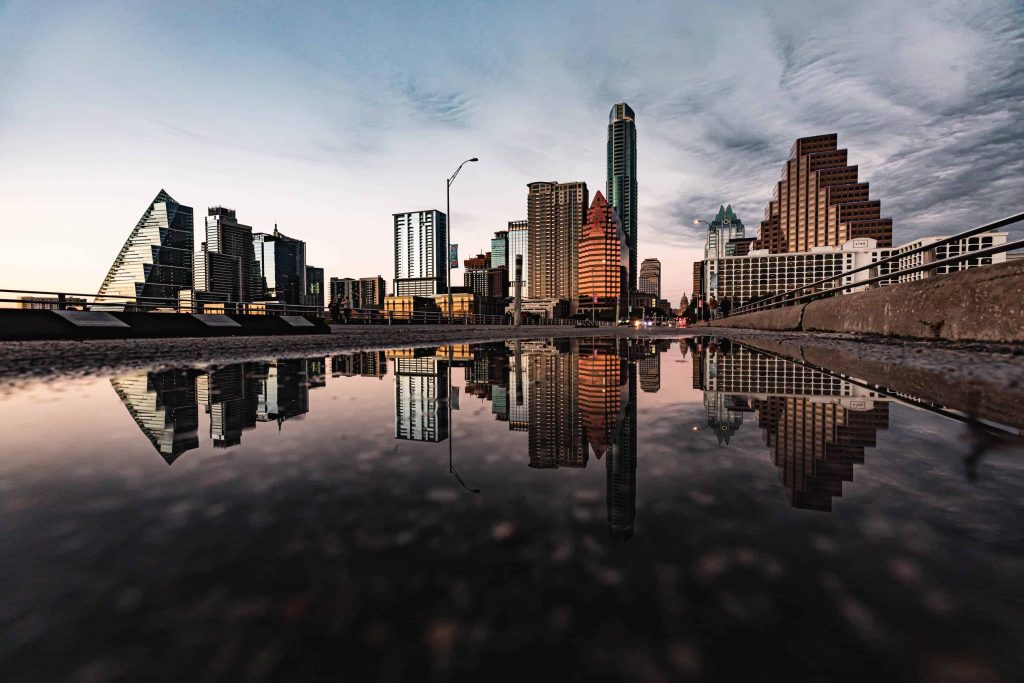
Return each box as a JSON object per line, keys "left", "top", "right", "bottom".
{"left": 0, "top": 310, "right": 332, "bottom": 341}
{"left": 699, "top": 259, "right": 1024, "bottom": 343}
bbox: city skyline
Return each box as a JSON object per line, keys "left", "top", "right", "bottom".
{"left": 2, "top": 2, "right": 1020, "bottom": 305}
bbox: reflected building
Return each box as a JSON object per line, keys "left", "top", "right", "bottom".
{"left": 254, "top": 359, "right": 312, "bottom": 426}
{"left": 637, "top": 351, "right": 661, "bottom": 393}
{"left": 394, "top": 356, "right": 450, "bottom": 442}
{"left": 508, "top": 341, "right": 532, "bottom": 431}
{"left": 111, "top": 369, "right": 199, "bottom": 464}
{"left": 606, "top": 352, "right": 637, "bottom": 541}
{"left": 695, "top": 341, "right": 891, "bottom": 511}
{"left": 331, "top": 352, "right": 387, "bottom": 378}
{"left": 527, "top": 340, "right": 584, "bottom": 468}
{"left": 97, "top": 189, "right": 193, "bottom": 310}
{"left": 197, "top": 365, "right": 260, "bottom": 448}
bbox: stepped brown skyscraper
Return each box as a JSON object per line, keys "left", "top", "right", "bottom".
{"left": 607, "top": 102, "right": 637, "bottom": 294}
{"left": 753, "top": 133, "right": 893, "bottom": 254}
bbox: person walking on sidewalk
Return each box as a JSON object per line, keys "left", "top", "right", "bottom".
{"left": 709, "top": 295, "right": 719, "bottom": 320}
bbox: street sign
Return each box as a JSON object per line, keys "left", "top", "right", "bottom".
{"left": 449, "top": 244, "right": 458, "bottom": 268}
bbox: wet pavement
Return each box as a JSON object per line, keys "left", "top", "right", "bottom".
{"left": 0, "top": 336, "right": 1022, "bottom": 681}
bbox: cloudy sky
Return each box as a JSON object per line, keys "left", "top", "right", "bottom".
{"left": 1, "top": 0, "right": 1021, "bottom": 304}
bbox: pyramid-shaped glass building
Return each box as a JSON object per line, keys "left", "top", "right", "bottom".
{"left": 97, "top": 190, "right": 194, "bottom": 310}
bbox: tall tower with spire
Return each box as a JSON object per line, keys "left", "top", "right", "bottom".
{"left": 607, "top": 102, "right": 637, "bottom": 295}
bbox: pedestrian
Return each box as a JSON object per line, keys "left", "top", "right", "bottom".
{"left": 328, "top": 294, "right": 340, "bottom": 322}
{"left": 709, "top": 295, "right": 718, "bottom": 320}
{"left": 342, "top": 296, "right": 352, "bottom": 324}
{"left": 721, "top": 297, "right": 731, "bottom": 318}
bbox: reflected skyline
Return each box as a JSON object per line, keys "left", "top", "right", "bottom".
{"left": 110, "top": 336, "right": 1016, "bottom": 528}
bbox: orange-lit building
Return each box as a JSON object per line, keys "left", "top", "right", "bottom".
{"left": 578, "top": 192, "right": 628, "bottom": 319}
{"left": 753, "top": 134, "right": 893, "bottom": 254}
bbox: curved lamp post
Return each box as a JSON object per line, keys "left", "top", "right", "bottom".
{"left": 446, "top": 158, "right": 478, "bottom": 319}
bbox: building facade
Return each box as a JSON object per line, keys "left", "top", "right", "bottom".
{"left": 358, "top": 275, "right": 386, "bottom": 309}
{"left": 253, "top": 227, "right": 307, "bottom": 305}
{"left": 578, "top": 192, "right": 628, "bottom": 318}
{"left": 752, "top": 134, "right": 893, "bottom": 254}
{"left": 97, "top": 189, "right": 194, "bottom": 310}
{"left": 196, "top": 206, "right": 260, "bottom": 306}
{"left": 490, "top": 230, "right": 508, "bottom": 269}
{"left": 463, "top": 252, "right": 491, "bottom": 297}
{"left": 507, "top": 219, "right": 529, "bottom": 297}
{"left": 638, "top": 258, "right": 661, "bottom": 298}
{"left": 305, "top": 266, "right": 324, "bottom": 309}
{"left": 608, "top": 102, "right": 638, "bottom": 293}
{"left": 706, "top": 233, "right": 1007, "bottom": 304}
{"left": 527, "top": 181, "right": 588, "bottom": 304}
{"left": 393, "top": 209, "right": 447, "bottom": 296}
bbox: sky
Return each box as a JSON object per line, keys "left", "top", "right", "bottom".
{"left": 0, "top": 0, "right": 1021, "bottom": 306}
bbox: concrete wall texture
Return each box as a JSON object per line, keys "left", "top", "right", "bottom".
{"left": 700, "top": 259, "right": 1024, "bottom": 343}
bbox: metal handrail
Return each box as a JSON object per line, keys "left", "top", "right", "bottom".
{"left": 4, "top": 286, "right": 621, "bottom": 327}
{"left": 728, "top": 211, "right": 1024, "bottom": 316}
{"left": 1, "top": 287, "right": 327, "bottom": 316}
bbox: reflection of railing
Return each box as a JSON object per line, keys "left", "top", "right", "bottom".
{"left": 731, "top": 211, "right": 1024, "bottom": 316}
{"left": 1, "top": 287, "right": 614, "bottom": 326}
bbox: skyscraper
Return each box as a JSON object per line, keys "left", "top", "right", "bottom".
{"left": 527, "top": 181, "right": 588, "bottom": 302}
{"left": 253, "top": 227, "right": 307, "bottom": 305}
{"left": 752, "top": 133, "right": 893, "bottom": 254}
{"left": 196, "top": 206, "right": 260, "bottom": 305}
{"left": 393, "top": 210, "right": 447, "bottom": 296}
{"left": 97, "top": 189, "right": 193, "bottom": 310}
{"left": 638, "top": 258, "right": 661, "bottom": 298}
{"left": 607, "top": 102, "right": 638, "bottom": 293}
{"left": 507, "top": 220, "right": 529, "bottom": 297}
{"left": 578, "top": 192, "right": 628, "bottom": 316}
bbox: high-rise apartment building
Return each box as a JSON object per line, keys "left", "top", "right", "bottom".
{"left": 752, "top": 134, "right": 892, "bottom": 254}
{"left": 358, "top": 275, "right": 386, "bottom": 309}
{"left": 607, "top": 102, "right": 638, "bottom": 293}
{"left": 196, "top": 207, "right": 260, "bottom": 305}
{"left": 527, "top": 181, "right": 588, "bottom": 302}
{"left": 507, "top": 220, "right": 529, "bottom": 297}
{"left": 253, "top": 227, "right": 307, "bottom": 305}
{"left": 638, "top": 258, "right": 661, "bottom": 298}
{"left": 98, "top": 189, "right": 194, "bottom": 310}
{"left": 393, "top": 209, "right": 447, "bottom": 296}
{"left": 578, "top": 192, "right": 628, "bottom": 312}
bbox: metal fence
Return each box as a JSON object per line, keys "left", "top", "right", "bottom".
{"left": 0, "top": 287, "right": 615, "bottom": 327}
{"left": 729, "top": 211, "right": 1024, "bottom": 316}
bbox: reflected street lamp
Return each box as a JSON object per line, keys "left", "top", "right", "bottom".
{"left": 446, "top": 158, "right": 478, "bottom": 319}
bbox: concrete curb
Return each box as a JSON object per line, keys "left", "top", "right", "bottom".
{"left": 697, "top": 259, "right": 1024, "bottom": 343}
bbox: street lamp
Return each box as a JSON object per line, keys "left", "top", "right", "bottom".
{"left": 446, "top": 157, "right": 478, "bottom": 320}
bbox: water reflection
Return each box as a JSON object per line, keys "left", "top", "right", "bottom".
{"left": 111, "top": 337, "right": 1019, "bottom": 531}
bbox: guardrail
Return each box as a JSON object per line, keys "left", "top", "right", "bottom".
{"left": 728, "top": 211, "right": 1024, "bottom": 316}
{"left": 1, "top": 287, "right": 616, "bottom": 327}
